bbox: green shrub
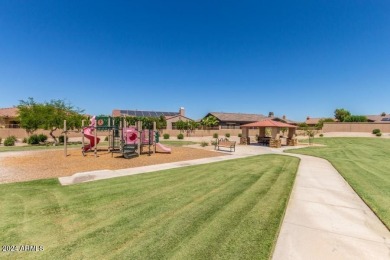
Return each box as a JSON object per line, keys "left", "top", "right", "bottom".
{"left": 376, "top": 132, "right": 382, "bottom": 137}
{"left": 104, "top": 136, "right": 109, "bottom": 141}
{"left": 22, "top": 137, "right": 27, "bottom": 143}
{"left": 238, "top": 133, "right": 242, "bottom": 137}
{"left": 225, "top": 133, "right": 230, "bottom": 138}
{"left": 38, "top": 134, "right": 48, "bottom": 142}
{"left": 9, "top": 135, "right": 17, "bottom": 142}
{"left": 211, "top": 140, "right": 217, "bottom": 146}
{"left": 319, "top": 134, "right": 324, "bottom": 137}
{"left": 372, "top": 129, "right": 381, "bottom": 134}
{"left": 0, "top": 137, "right": 2, "bottom": 144}
{"left": 200, "top": 141, "right": 208, "bottom": 147}
{"left": 177, "top": 133, "right": 184, "bottom": 140}
{"left": 4, "top": 136, "right": 15, "bottom": 146}
{"left": 343, "top": 115, "right": 367, "bottom": 122}
{"left": 28, "top": 134, "right": 40, "bottom": 145}
{"left": 163, "top": 133, "right": 170, "bottom": 139}
{"left": 59, "top": 135, "right": 69, "bottom": 143}
{"left": 213, "top": 133, "right": 218, "bottom": 139}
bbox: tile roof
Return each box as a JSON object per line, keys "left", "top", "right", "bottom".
{"left": 208, "top": 112, "right": 267, "bottom": 122}
{"left": 366, "top": 114, "right": 390, "bottom": 123}
{"left": 0, "top": 107, "right": 18, "bottom": 118}
{"left": 305, "top": 117, "right": 322, "bottom": 125}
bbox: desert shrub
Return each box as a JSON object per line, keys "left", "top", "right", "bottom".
{"left": 22, "top": 137, "right": 27, "bottom": 143}
{"left": 163, "top": 133, "right": 170, "bottom": 139}
{"left": 177, "top": 133, "right": 184, "bottom": 140}
{"left": 372, "top": 129, "right": 381, "bottom": 134}
{"left": 59, "top": 135, "right": 68, "bottom": 143}
{"left": 211, "top": 140, "right": 217, "bottom": 146}
{"left": 0, "top": 137, "right": 2, "bottom": 144}
{"left": 38, "top": 134, "right": 48, "bottom": 142}
{"left": 238, "top": 133, "right": 242, "bottom": 137}
{"left": 225, "top": 133, "right": 230, "bottom": 138}
{"left": 319, "top": 134, "right": 324, "bottom": 137}
{"left": 4, "top": 136, "right": 15, "bottom": 146}
{"left": 376, "top": 132, "right": 382, "bottom": 137}
{"left": 213, "top": 133, "right": 218, "bottom": 139}
{"left": 200, "top": 141, "right": 208, "bottom": 147}
{"left": 28, "top": 134, "right": 40, "bottom": 145}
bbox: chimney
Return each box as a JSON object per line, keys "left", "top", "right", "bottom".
{"left": 179, "top": 107, "right": 185, "bottom": 117}
{"left": 268, "top": 112, "right": 274, "bottom": 117}
{"left": 282, "top": 115, "right": 286, "bottom": 120}
{"left": 306, "top": 116, "right": 310, "bottom": 120}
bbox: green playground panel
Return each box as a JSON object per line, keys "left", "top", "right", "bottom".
{"left": 95, "top": 116, "right": 113, "bottom": 128}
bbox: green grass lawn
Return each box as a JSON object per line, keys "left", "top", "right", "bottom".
{"left": 159, "top": 140, "right": 198, "bottom": 147}
{"left": 287, "top": 137, "right": 390, "bottom": 228}
{"left": 0, "top": 154, "right": 299, "bottom": 259}
{"left": 0, "top": 142, "right": 110, "bottom": 152}
{"left": 0, "top": 143, "right": 81, "bottom": 152}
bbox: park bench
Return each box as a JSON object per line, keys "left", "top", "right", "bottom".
{"left": 216, "top": 138, "right": 236, "bottom": 152}
{"left": 258, "top": 137, "right": 270, "bottom": 146}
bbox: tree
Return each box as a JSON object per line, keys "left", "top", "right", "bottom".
{"left": 17, "top": 98, "right": 86, "bottom": 144}
{"left": 334, "top": 108, "right": 351, "bottom": 122}
{"left": 175, "top": 120, "right": 187, "bottom": 133}
{"left": 305, "top": 129, "right": 317, "bottom": 145}
{"left": 17, "top": 98, "right": 46, "bottom": 134}
{"left": 125, "top": 115, "right": 167, "bottom": 130}
{"left": 315, "top": 118, "right": 335, "bottom": 129}
{"left": 381, "top": 112, "right": 386, "bottom": 117}
{"left": 201, "top": 115, "right": 219, "bottom": 129}
{"left": 185, "top": 120, "right": 200, "bottom": 136}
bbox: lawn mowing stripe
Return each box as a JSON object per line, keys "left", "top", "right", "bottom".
{"left": 49, "top": 173, "right": 223, "bottom": 257}
{"left": 0, "top": 155, "right": 299, "bottom": 259}
{"left": 109, "top": 173, "right": 261, "bottom": 259}
{"left": 169, "top": 156, "right": 298, "bottom": 260}
{"left": 114, "top": 155, "right": 298, "bottom": 258}
{"left": 39, "top": 164, "right": 245, "bottom": 256}
{"left": 109, "top": 158, "right": 278, "bottom": 258}
{"left": 215, "top": 158, "right": 299, "bottom": 259}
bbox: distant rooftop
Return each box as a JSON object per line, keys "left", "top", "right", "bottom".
{"left": 0, "top": 107, "right": 18, "bottom": 118}
{"left": 113, "top": 110, "right": 178, "bottom": 117}
{"left": 112, "top": 107, "right": 186, "bottom": 118}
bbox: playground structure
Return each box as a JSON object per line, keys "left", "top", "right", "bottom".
{"left": 80, "top": 116, "right": 171, "bottom": 158}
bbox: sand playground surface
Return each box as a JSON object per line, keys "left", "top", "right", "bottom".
{"left": 0, "top": 146, "right": 225, "bottom": 184}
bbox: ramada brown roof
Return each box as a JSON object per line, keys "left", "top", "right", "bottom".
{"left": 208, "top": 112, "right": 267, "bottom": 122}
{"left": 241, "top": 119, "right": 297, "bottom": 128}
{"left": 0, "top": 107, "right": 18, "bottom": 118}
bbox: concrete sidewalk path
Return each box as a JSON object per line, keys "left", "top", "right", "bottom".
{"left": 272, "top": 153, "right": 390, "bottom": 260}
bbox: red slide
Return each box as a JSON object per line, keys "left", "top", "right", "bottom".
{"left": 82, "top": 126, "right": 100, "bottom": 153}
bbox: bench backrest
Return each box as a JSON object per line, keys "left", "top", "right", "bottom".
{"left": 218, "top": 141, "right": 236, "bottom": 146}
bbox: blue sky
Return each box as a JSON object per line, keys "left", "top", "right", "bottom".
{"left": 1, "top": 1, "right": 389, "bottom": 121}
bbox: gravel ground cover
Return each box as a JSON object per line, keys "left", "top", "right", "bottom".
{"left": 0, "top": 147, "right": 225, "bottom": 184}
